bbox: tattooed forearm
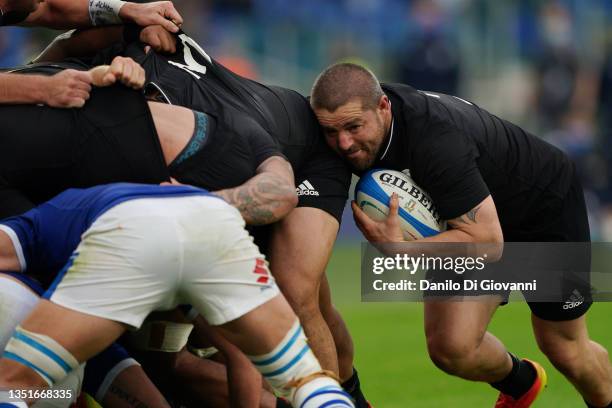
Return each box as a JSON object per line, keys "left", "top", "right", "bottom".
{"left": 454, "top": 206, "right": 481, "bottom": 225}
{"left": 214, "top": 173, "right": 298, "bottom": 225}
{"left": 108, "top": 384, "right": 150, "bottom": 408}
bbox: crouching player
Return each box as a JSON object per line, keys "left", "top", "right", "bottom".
{"left": 0, "top": 183, "right": 353, "bottom": 408}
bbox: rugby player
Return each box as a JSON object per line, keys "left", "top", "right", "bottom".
{"left": 35, "top": 23, "right": 369, "bottom": 406}
{"left": 0, "top": 182, "right": 355, "bottom": 408}
{"left": 0, "top": 0, "right": 182, "bottom": 108}
{"left": 0, "top": 45, "right": 175, "bottom": 407}
{"left": 0, "top": 273, "right": 172, "bottom": 408}
{"left": 0, "top": 58, "right": 298, "bottom": 405}
{"left": 310, "top": 63, "right": 612, "bottom": 408}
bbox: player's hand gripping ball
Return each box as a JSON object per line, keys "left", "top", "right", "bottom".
{"left": 354, "top": 169, "right": 446, "bottom": 241}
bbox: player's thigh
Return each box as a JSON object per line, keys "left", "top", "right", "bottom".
{"left": 17, "top": 300, "right": 125, "bottom": 363}
{"left": 268, "top": 207, "right": 339, "bottom": 306}
{"left": 424, "top": 297, "right": 500, "bottom": 346}
{"left": 531, "top": 313, "right": 589, "bottom": 353}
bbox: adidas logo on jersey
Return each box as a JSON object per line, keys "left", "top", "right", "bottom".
{"left": 297, "top": 180, "right": 319, "bottom": 196}
{"left": 563, "top": 289, "right": 584, "bottom": 310}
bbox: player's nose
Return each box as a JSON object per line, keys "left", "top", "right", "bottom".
{"left": 338, "top": 131, "right": 354, "bottom": 152}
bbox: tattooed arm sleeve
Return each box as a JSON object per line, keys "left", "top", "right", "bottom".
{"left": 214, "top": 156, "right": 298, "bottom": 226}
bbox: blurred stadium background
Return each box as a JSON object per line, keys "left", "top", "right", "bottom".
{"left": 2, "top": 0, "right": 611, "bottom": 406}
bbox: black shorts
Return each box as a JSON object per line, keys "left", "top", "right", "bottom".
{"left": 507, "top": 169, "right": 592, "bottom": 321}
{"left": 0, "top": 85, "right": 169, "bottom": 219}
{"left": 424, "top": 170, "right": 592, "bottom": 321}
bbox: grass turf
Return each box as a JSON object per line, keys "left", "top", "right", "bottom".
{"left": 326, "top": 243, "right": 612, "bottom": 407}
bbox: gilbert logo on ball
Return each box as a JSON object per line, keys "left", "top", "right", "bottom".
{"left": 355, "top": 169, "right": 446, "bottom": 240}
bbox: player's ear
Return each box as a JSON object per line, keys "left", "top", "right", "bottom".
{"left": 378, "top": 95, "right": 390, "bottom": 112}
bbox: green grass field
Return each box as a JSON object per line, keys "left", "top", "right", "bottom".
{"left": 326, "top": 243, "right": 612, "bottom": 407}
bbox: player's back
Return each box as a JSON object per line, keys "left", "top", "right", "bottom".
{"left": 117, "top": 33, "right": 322, "bottom": 166}
{"left": 382, "top": 83, "right": 573, "bottom": 193}
{"left": 381, "top": 83, "right": 575, "bottom": 233}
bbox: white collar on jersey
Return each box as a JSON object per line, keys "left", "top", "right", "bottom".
{"left": 379, "top": 110, "right": 394, "bottom": 161}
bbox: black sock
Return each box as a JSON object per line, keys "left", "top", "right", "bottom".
{"left": 342, "top": 368, "right": 369, "bottom": 408}
{"left": 585, "top": 399, "right": 612, "bottom": 408}
{"left": 490, "top": 353, "right": 537, "bottom": 399}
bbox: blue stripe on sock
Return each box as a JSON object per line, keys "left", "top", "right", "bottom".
{"left": 253, "top": 324, "right": 302, "bottom": 366}
{"left": 13, "top": 331, "right": 71, "bottom": 373}
{"left": 3, "top": 351, "right": 54, "bottom": 384}
{"left": 0, "top": 403, "right": 23, "bottom": 407}
{"left": 319, "top": 399, "right": 353, "bottom": 408}
{"left": 300, "top": 388, "right": 348, "bottom": 408}
{"left": 263, "top": 343, "right": 310, "bottom": 378}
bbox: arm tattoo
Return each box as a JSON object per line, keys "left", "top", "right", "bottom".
{"left": 108, "top": 384, "right": 151, "bottom": 408}
{"left": 216, "top": 173, "right": 296, "bottom": 225}
{"left": 455, "top": 206, "right": 481, "bottom": 225}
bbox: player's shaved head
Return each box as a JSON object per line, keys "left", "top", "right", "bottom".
{"left": 310, "top": 63, "right": 384, "bottom": 112}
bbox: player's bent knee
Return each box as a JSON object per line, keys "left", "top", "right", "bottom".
{"left": 537, "top": 337, "right": 582, "bottom": 375}
{"left": 247, "top": 319, "right": 354, "bottom": 407}
{"left": 3, "top": 326, "right": 79, "bottom": 387}
{"left": 426, "top": 336, "right": 477, "bottom": 375}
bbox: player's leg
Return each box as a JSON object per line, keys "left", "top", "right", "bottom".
{"left": 0, "top": 300, "right": 125, "bottom": 405}
{"left": 0, "top": 276, "right": 87, "bottom": 408}
{"left": 0, "top": 202, "right": 184, "bottom": 406}
{"left": 528, "top": 171, "right": 612, "bottom": 407}
{"left": 82, "top": 343, "right": 170, "bottom": 408}
{"left": 0, "top": 275, "right": 41, "bottom": 353}
{"left": 532, "top": 314, "right": 612, "bottom": 407}
{"left": 181, "top": 199, "right": 354, "bottom": 407}
{"left": 319, "top": 275, "right": 354, "bottom": 382}
{"left": 185, "top": 314, "right": 274, "bottom": 408}
{"left": 213, "top": 295, "right": 353, "bottom": 407}
{"left": 319, "top": 275, "right": 369, "bottom": 407}
{"left": 424, "top": 297, "right": 510, "bottom": 381}
{"left": 267, "top": 207, "right": 340, "bottom": 374}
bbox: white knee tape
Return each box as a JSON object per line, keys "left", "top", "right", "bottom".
{"left": 247, "top": 320, "right": 319, "bottom": 397}
{"left": 0, "top": 277, "right": 39, "bottom": 354}
{"left": 3, "top": 326, "right": 79, "bottom": 387}
{"left": 127, "top": 321, "right": 194, "bottom": 353}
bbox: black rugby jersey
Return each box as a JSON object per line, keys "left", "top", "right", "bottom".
{"left": 376, "top": 83, "right": 575, "bottom": 234}
{"left": 2, "top": 58, "right": 280, "bottom": 192}
{"left": 93, "top": 29, "right": 351, "bottom": 220}
{"left": 105, "top": 30, "right": 341, "bottom": 175}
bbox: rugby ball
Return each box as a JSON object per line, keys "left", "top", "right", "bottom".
{"left": 355, "top": 169, "right": 446, "bottom": 240}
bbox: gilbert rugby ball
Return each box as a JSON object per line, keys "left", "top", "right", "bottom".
{"left": 355, "top": 169, "right": 446, "bottom": 240}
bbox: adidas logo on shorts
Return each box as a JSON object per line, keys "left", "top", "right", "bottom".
{"left": 563, "top": 289, "right": 584, "bottom": 310}
{"left": 297, "top": 180, "right": 319, "bottom": 196}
